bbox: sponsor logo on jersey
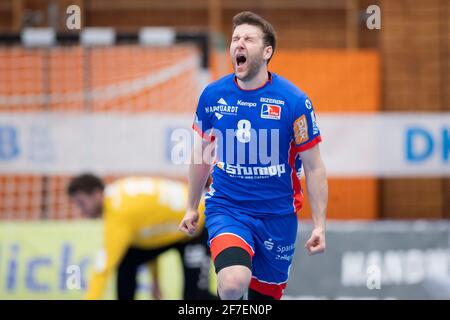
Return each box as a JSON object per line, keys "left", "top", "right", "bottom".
{"left": 261, "top": 104, "right": 281, "bottom": 120}
{"left": 216, "top": 162, "right": 225, "bottom": 170}
{"left": 264, "top": 239, "right": 274, "bottom": 251}
{"left": 205, "top": 105, "right": 239, "bottom": 115}
{"left": 260, "top": 97, "right": 285, "bottom": 105}
{"left": 305, "top": 99, "right": 312, "bottom": 110}
{"left": 217, "top": 97, "right": 228, "bottom": 105}
{"left": 237, "top": 100, "right": 257, "bottom": 107}
{"left": 205, "top": 184, "right": 215, "bottom": 199}
{"left": 205, "top": 98, "right": 239, "bottom": 115}
{"left": 277, "top": 243, "right": 295, "bottom": 254}
{"left": 296, "top": 167, "right": 303, "bottom": 180}
{"left": 216, "top": 162, "right": 286, "bottom": 178}
{"left": 294, "top": 115, "right": 309, "bottom": 144}
{"left": 310, "top": 110, "right": 319, "bottom": 135}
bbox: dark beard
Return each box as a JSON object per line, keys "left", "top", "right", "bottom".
{"left": 239, "top": 59, "right": 262, "bottom": 81}
{"left": 235, "top": 51, "right": 265, "bottom": 82}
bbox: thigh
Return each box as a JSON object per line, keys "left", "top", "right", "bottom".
{"left": 205, "top": 207, "right": 255, "bottom": 263}
{"left": 250, "top": 214, "right": 298, "bottom": 300}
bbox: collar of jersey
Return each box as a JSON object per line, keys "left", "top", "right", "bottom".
{"left": 233, "top": 72, "right": 273, "bottom": 92}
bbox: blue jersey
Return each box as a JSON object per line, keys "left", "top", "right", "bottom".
{"left": 193, "top": 72, "right": 322, "bottom": 216}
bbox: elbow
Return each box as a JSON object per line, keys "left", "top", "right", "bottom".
{"left": 304, "top": 162, "right": 327, "bottom": 178}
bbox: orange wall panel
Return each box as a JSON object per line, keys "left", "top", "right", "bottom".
{"left": 299, "top": 178, "right": 379, "bottom": 221}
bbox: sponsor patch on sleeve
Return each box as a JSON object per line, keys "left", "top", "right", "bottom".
{"left": 294, "top": 115, "right": 309, "bottom": 145}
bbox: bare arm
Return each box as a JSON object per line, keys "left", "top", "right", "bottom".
{"left": 299, "top": 144, "right": 328, "bottom": 254}
{"left": 187, "top": 134, "right": 214, "bottom": 210}
{"left": 179, "top": 133, "right": 214, "bottom": 235}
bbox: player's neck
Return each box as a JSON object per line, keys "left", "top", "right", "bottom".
{"left": 236, "top": 66, "right": 269, "bottom": 90}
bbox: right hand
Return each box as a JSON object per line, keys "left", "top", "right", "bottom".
{"left": 305, "top": 227, "right": 326, "bottom": 255}
{"left": 178, "top": 208, "right": 199, "bottom": 236}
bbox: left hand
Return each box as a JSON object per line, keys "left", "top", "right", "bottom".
{"left": 305, "top": 227, "right": 326, "bottom": 255}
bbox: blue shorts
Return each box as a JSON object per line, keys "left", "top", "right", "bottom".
{"left": 205, "top": 204, "right": 298, "bottom": 299}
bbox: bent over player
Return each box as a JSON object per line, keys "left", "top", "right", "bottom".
{"left": 68, "top": 174, "right": 215, "bottom": 300}
{"left": 179, "top": 11, "right": 328, "bottom": 300}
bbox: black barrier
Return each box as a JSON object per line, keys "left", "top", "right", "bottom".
{"left": 0, "top": 300, "right": 446, "bottom": 319}
{"left": 285, "top": 220, "right": 450, "bottom": 299}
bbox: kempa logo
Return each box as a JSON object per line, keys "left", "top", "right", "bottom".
{"left": 217, "top": 162, "right": 286, "bottom": 177}
{"left": 237, "top": 100, "right": 257, "bottom": 107}
{"left": 214, "top": 112, "right": 223, "bottom": 120}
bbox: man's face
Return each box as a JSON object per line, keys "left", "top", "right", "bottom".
{"left": 230, "top": 24, "right": 270, "bottom": 81}
{"left": 70, "top": 190, "right": 103, "bottom": 218}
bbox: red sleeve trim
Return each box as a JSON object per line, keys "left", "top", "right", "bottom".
{"left": 192, "top": 123, "right": 214, "bottom": 141}
{"left": 295, "top": 135, "right": 322, "bottom": 153}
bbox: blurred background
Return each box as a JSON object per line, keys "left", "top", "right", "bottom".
{"left": 0, "top": 0, "right": 449, "bottom": 299}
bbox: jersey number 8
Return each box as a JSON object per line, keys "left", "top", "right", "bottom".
{"left": 236, "top": 119, "right": 251, "bottom": 143}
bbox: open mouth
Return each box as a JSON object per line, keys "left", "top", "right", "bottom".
{"left": 236, "top": 54, "right": 247, "bottom": 66}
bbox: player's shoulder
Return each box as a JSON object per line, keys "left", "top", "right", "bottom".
{"left": 201, "top": 74, "right": 235, "bottom": 95}
{"left": 207, "top": 73, "right": 235, "bottom": 88}
{"left": 270, "top": 73, "right": 310, "bottom": 109}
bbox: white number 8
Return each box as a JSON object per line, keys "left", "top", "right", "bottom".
{"left": 236, "top": 119, "right": 251, "bottom": 143}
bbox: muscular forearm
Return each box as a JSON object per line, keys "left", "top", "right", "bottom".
{"left": 187, "top": 159, "right": 212, "bottom": 210}
{"left": 188, "top": 132, "right": 214, "bottom": 210}
{"left": 305, "top": 165, "right": 328, "bottom": 230}
{"left": 179, "top": 135, "right": 213, "bottom": 235}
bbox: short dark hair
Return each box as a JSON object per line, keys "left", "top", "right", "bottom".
{"left": 67, "top": 173, "right": 104, "bottom": 196}
{"left": 232, "top": 11, "right": 277, "bottom": 63}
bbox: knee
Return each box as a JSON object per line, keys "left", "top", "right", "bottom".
{"left": 217, "top": 267, "right": 251, "bottom": 300}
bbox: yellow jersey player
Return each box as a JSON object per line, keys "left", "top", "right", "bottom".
{"left": 67, "top": 174, "right": 215, "bottom": 300}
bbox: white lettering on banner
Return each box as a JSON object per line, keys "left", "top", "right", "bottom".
{"left": 0, "top": 112, "right": 449, "bottom": 176}
{"left": 366, "top": 265, "right": 382, "bottom": 290}
{"left": 65, "top": 265, "right": 82, "bottom": 290}
{"left": 317, "top": 113, "right": 450, "bottom": 177}
{"left": 341, "top": 248, "right": 450, "bottom": 287}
